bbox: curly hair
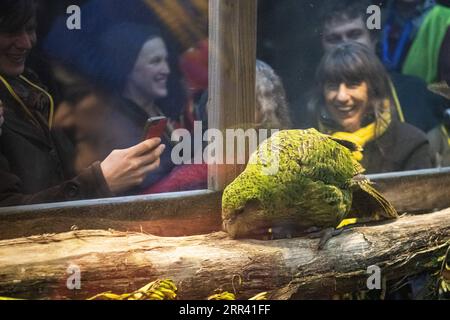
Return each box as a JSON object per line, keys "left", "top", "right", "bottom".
{"left": 255, "top": 60, "right": 292, "bottom": 130}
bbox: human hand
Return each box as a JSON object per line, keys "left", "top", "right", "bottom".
{"left": 100, "top": 138, "right": 166, "bottom": 194}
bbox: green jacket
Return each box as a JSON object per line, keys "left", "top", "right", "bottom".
{"left": 403, "top": 5, "right": 450, "bottom": 83}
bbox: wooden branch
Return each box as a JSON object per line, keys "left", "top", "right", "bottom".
{"left": 0, "top": 209, "right": 448, "bottom": 300}
{"left": 208, "top": 0, "right": 257, "bottom": 191}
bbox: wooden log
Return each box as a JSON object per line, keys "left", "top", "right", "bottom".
{"left": 0, "top": 208, "right": 448, "bottom": 300}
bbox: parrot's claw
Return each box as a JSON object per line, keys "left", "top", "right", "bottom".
{"left": 305, "top": 226, "right": 321, "bottom": 234}
{"left": 306, "top": 227, "right": 343, "bottom": 250}
{"left": 317, "top": 228, "right": 343, "bottom": 250}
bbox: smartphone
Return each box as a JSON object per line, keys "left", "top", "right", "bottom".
{"left": 142, "top": 116, "right": 168, "bottom": 141}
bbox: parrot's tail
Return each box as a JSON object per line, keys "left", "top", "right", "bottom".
{"left": 350, "top": 180, "right": 398, "bottom": 220}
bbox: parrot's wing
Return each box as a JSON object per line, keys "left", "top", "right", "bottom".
{"left": 329, "top": 136, "right": 366, "bottom": 176}
{"left": 329, "top": 137, "right": 362, "bottom": 152}
{"left": 348, "top": 179, "right": 398, "bottom": 220}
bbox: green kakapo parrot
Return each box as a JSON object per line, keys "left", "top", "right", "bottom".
{"left": 222, "top": 129, "right": 397, "bottom": 247}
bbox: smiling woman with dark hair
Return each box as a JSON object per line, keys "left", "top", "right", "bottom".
{"left": 0, "top": 0, "right": 37, "bottom": 77}
{"left": 45, "top": 21, "right": 184, "bottom": 191}
{"left": 309, "top": 42, "right": 433, "bottom": 174}
{"left": 0, "top": 0, "right": 166, "bottom": 207}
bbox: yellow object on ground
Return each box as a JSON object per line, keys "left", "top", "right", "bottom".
{"left": 88, "top": 278, "right": 177, "bottom": 300}
{"left": 337, "top": 218, "right": 358, "bottom": 229}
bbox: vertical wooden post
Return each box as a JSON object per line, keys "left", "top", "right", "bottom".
{"left": 208, "top": 0, "right": 257, "bottom": 191}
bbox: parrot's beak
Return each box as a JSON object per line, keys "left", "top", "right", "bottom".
{"left": 222, "top": 207, "right": 244, "bottom": 238}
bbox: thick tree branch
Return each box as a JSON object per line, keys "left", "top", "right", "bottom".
{"left": 0, "top": 209, "right": 448, "bottom": 300}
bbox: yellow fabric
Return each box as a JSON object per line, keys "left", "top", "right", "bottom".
{"left": 319, "top": 100, "right": 392, "bottom": 161}
{"left": 0, "top": 74, "right": 54, "bottom": 129}
{"left": 389, "top": 79, "right": 405, "bottom": 123}
{"left": 441, "top": 125, "right": 450, "bottom": 147}
{"left": 331, "top": 123, "right": 376, "bottom": 161}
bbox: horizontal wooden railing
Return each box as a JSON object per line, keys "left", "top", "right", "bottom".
{"left": 0, "top": 167, "right": 449, "bottom": 240}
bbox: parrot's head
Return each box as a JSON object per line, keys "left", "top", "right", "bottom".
{"left": 222, "top": 170, "right": 276, "bottom": 239}
{"left": 222, "top": 198, "right": 271, "bottom": 239}
{"left": 222, "top": 176, "right": 252, "bottom": 238}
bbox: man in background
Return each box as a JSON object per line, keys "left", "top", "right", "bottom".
{"left": 292, "top": 0, "right": 444, "bottom": 134}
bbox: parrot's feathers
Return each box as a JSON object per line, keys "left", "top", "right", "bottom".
{"left": 329, "top": 137, "right": 362, "bottom": 152}
{"left": 349, "top": 180, "right": 398, "bottom": 219}
{"left": 222, "top": 129, "right": 398, "bottom": 241}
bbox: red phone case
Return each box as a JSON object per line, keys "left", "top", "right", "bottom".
{"left": 143, "top": 117, "right": 168, "bottom": 140}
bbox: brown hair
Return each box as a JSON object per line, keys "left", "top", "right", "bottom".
{"left": 0, "top": 0, "right": 36, "bottom": 33}
{"left": 308, "top": 42, "right": 393, "bottom": 129}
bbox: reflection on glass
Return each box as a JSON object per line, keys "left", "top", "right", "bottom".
{"left": 0, "top": 0, "right": 209, "bottom": 208}
{"left": 257, "top": 0, "right": 450, "bottom": 173}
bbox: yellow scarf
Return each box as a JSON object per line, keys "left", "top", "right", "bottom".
{"left": 441, "top": 125, "right": 450, "bottom": 148}
{"left": 331, "top": 123, "right": 376, "bottom": 161}
{"left": 320, "top": 100, "right": 392, "bottom": 161}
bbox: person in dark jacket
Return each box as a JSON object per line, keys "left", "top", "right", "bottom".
{"left": 47, "top": 22, "right": 189, "bottom": 193}
{"left": 308, "top": 43, "right": 432, "bottom": 174}
{"left": 0, "top": 0, "right": 165, "bottom": 207}
{"left": 427, "top": 81, "right": 450, "bottom": 167}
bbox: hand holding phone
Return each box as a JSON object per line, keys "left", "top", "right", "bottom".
{"left": 142, "top": 116, "right": 168, "bottom": 141}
